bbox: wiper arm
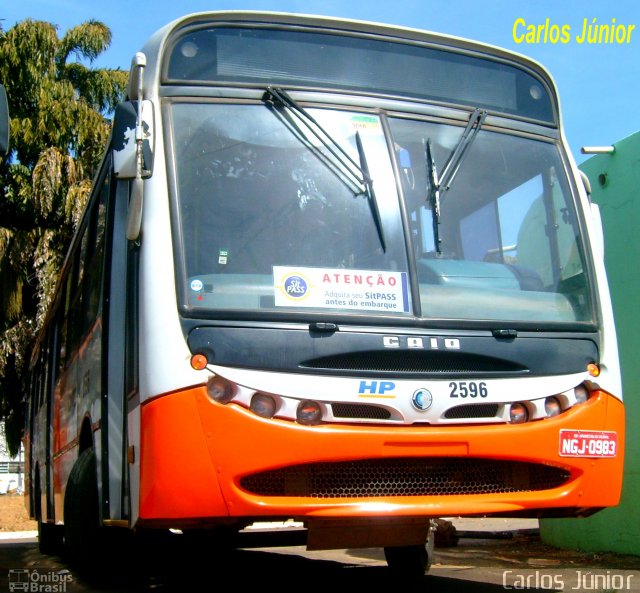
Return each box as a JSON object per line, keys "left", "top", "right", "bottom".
{"left": 425, "top": 108, "right": 487, "bottom": 254}
{"left": 263, "top": 86, "right": 386, "bottom": 251}
{"left": 439, "top": 108, "right": 487, "bottom": 193}
{"left": 356, "top": 131, "right": 386, "bottom": 252}
{"left": 263, "top": 87, "right": 364, "bottom": 194}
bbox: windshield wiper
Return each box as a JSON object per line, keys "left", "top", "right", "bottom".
{"left": 425, "top": 108, "right": 487, "bottom": 254}
{"left": 262, "top": 87, "right": 386, "bottom": 251}
{"left": 356, "top": 131, "right": 386, "bottom": 252}
{"left": 425, "top": 139, "right": 442, "bottom": 253}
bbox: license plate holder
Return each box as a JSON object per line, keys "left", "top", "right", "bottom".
{"left": 559, "top": 429, "right": 618, "bottom": 458}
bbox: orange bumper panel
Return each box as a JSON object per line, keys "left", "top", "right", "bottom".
{"left": 139, "top": 388, "right": 229, "bottom": 520}
{"left": 139, "top": 386, "right": 624, "bottom": 521}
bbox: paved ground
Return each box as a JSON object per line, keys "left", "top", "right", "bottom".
{"left": 0, "top": 518, "right": 638, "bottom": 592}
{"left": 431, "top": 519, "right": 639, "bottom": 590}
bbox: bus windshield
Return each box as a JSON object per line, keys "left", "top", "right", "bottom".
{"left": 390, "top": 116, "right": 592, "bottom": 324}
{"left": 170, "top": 101, "right": 592, "bottom": 326}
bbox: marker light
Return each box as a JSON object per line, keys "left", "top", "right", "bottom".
{"left": 574, "top": 384, "right": 590, "bottom": 404}
{"left": 250, "top": 393, "right": 277, "bottom": 419}
{"left": 509, "top": 402, "right": 529, "bottom": 424}
{"left": 190, "top": 353, "right": 208, "bottom": 370}
{"left": 206, "top": 375, "right": 237, "bottom": 404}
{"left": 544, "top": 396, "right": 561, "bottom": 417}
{"left": 296, "top": 400, "right": 323, "bottom": 426}
{"left": 587, "top": 363, "right": 601, "bottom": 378}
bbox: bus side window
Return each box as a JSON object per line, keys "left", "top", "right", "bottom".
{"left": 81, "top": 176, "right": 109, "bottom": 331}
{"left": 56, "top": 278, "right": 72, "bottom": 376}
{"left": 60, "top": 170, "right": 110, "bottom": 358}
{"left": 67, "top": 227, "right": 89, "bottom": 354}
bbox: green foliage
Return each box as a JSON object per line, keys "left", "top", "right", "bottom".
{"left": 0, "top": 18, "right": 128, "bottom": 456}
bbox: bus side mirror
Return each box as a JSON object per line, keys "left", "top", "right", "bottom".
{"left": 0, "top": 84, "right": 10, "bottom": 156}
{"left": 117, "top": 53, "right": 152, "bottom": 241}
{"left": 111, "top": 99, "right": 155, "bottom": 241}
{"left": 111, "top": 100, "right": 155, "bottom": 179}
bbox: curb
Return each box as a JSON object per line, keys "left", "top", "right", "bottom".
{"left": 0, "top": 531, "right": 37, "bottom": 540}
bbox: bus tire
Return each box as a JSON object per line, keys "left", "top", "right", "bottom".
{"left": 63, "top": 448, "right": 100, "bottom": 571}
{"left": 384, "top": 528, "right": 434, "bottom": 579}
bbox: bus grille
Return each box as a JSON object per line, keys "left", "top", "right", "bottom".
{"left": 443, "top": 403, "right": 500, "bottom": 419}
{"left": 332, "top": 403, "right": 392, "bottom": 420}
{"left": 239, "top": 458, "right": 570, "bottom": 498}
{"left": 300, "top": 350, "right": 527, "bottom": 375}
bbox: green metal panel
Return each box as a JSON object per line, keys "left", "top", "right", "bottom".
{"left": 540, "top": 131, "right": 640, "bottom": 555}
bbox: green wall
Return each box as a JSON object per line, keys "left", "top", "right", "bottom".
{"left": 540, "top": 131, "right": 640, "bottom": 555}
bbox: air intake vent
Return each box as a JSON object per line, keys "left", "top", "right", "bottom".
{"left": 332, "top": 403, "right": 392, "bottom": 420}
{"left": 444, "top": 403, "right": 500, "bottom": 419}
{"left": 239, "top": 457, "right": 570, "bottom": 498}
{"left": 300, "top": 350, "right": 527, "bottom": 376}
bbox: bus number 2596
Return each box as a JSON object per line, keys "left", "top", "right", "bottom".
{"left": 449, "top": 381, "right": 488, "bottom": 398}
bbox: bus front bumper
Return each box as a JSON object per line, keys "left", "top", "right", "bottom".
{"left": 137, "top": 386, "right": 624, "bottom": 526}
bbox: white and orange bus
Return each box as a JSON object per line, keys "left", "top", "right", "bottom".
{"left": 24, "top": 11, "right": 624, "bottom": 576}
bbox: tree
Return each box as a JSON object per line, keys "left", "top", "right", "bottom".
{"left": 0, "top": 19, "right": 128, "bottom": 456}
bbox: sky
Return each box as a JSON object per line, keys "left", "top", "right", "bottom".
{"left": 2, "top": 0, "right": 640, "bottom": 163}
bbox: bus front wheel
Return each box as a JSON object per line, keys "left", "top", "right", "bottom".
{"left": 383, "top": 527, "right": 435, "bottom": 579}
{"left": 63, "top": 448, "right": 100, "bottom": 570}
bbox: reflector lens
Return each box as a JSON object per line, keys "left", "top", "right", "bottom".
{"left": 296, "top": 400, "right": 323, "bottom": 425}
{"left": 574, "top": 384, "right": 589, "bottom": 404}
{"left": 250, "top": 393, "right": 277, "bottom": 418}
{"left": 509, "top": 402, "right": 529, "bottom": 424}
{"left": 544, "top": 396, "right": 561, "bottom": 417}
{"left": 206, "top": 376, "right": 236, "bottom": 404}
{"left": 190, "top": 353, "right": 208, "bottom": 370}
{"left": 587, "top": 363, "right": 601, "bottom": 377}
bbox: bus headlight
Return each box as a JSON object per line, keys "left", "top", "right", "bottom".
{"left": 250, "top": 393, "right": 277, "bottom": 419}
{"left": 544, "top": 396, "right": 562, "bottom": 417}
{"left": 574, "top": 384, "right": 589, "bottom": 404}
{"left": 509, "top": 402, "right": 529, "bottom": 424}
{"left": 296, "top": 400, "right": 323, "bottom": 425}
{"left": 206, "top": 375, "right": 237, "bottom": 404}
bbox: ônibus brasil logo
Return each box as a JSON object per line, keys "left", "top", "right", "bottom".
{"left": 283, "top": 274, "right": 308, "bottom": 299}
{"left": 8, "top": 568, "right": 73, "bottom": 592}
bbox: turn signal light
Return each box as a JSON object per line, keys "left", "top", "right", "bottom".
{"left": 190, "top": 353, "right": 208, "bottom": 370}
{"left": 587, "top": 363, "right": 600, "bottom": 377}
